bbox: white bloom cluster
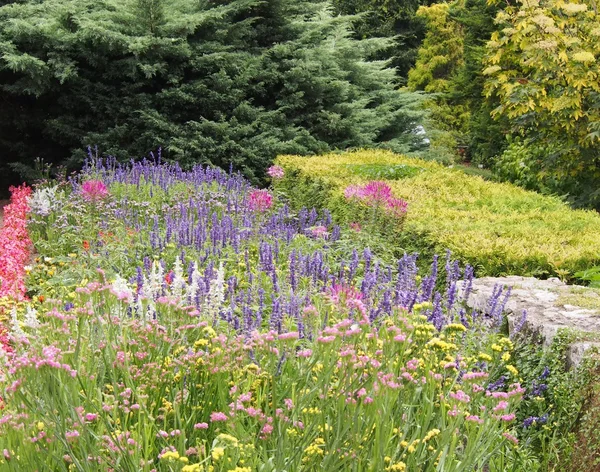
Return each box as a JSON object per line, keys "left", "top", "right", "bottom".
{"left": 28, "top": 186, "right": 61, "bottom": 216}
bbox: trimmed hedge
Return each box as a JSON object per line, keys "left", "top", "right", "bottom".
{"left": 276, "top": 150, "right": 600, "bottom": 278}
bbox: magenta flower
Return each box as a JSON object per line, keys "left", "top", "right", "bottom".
{"left": 343, "top": 181, "right": 408, "bottom": 218}
{"left": 361, "top": 181, "right": 393, "bottom": 202}
{"left": 386, "top": 197, "right": 408, "bottom": 217}
{"left": 248, "top": 189, "right": 273, "bottom": 212}
{"left": 81, "top": 180, "right": 109, "bottom": 201}
{"left": 267, "top": 165, "right": 285, "bottom": 179}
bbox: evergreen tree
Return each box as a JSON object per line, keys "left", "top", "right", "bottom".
{"left": 0, "top": 0, "right": 425, "bottom": 184}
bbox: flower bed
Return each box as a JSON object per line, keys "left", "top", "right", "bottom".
{"left": 0, "top": 158, "right": 558, "bottom": 471}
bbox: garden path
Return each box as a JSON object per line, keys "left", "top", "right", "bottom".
{"left": 0, "top": 199, "right": 8, "bottom": 228}
{"left": 465, "top": 276, "right": 600, "bottom": 367}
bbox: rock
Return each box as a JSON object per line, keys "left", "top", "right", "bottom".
{"left": 464, "top": 276, "right": 600, "bottom": 367}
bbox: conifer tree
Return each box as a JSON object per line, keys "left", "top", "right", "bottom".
{"left": 0, "top": 0, "right": 425, "bottom": 183}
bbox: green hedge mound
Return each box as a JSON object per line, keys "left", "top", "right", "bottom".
{"left": 276, "top": 150, "right": 600, "bottom": 278}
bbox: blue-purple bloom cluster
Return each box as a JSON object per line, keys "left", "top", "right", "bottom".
{"left": 77, "top": 155, "right": 513, "bottom": 339}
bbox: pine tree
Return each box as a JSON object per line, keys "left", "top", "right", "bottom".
{"left": 0, "top": 0, "right": 425, "bottom": 183}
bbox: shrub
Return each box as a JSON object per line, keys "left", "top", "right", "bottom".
{"left": 275, "top": 150, "right": 600, "bottom": 278}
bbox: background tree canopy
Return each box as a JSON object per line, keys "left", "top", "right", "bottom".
{"left": 0, "top": 0, "right": 426, "bottom": 195}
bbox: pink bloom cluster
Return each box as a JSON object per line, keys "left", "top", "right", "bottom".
{"left": 81, "top": 180, "right": 109, "bottom": 201}
{"left": 248, "top": 189, "right": 273, "bottom": 212}
{"left": 0, "top": 185, "right": 32, "bottom": 302}
{"left": 344, "top": 181, "right": 408, "bottom": 218}
{"left": 267, "top": 165, "right": 285, "bottom": 179}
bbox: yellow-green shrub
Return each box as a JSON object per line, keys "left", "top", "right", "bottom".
{"left": 276, "top": 150, "right": 600, "bottom": 277}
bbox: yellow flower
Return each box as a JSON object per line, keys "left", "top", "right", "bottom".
{"left": 385, "top": 462, "right": 407, "bottom": 471}
{"left": 160, "top": 451, "right": 180, "bottom": 461}
{"left": 211, "top": 447, "right": 225, "bottom": 461}
{"left": 502, "top": 352, "right": 511, "bottom": 362}
{"left": 506, "top": 365, "right": 519, "bottom": 376}
{"left": 182, "top": 464, "right": 203, "bottom": 472}
{"left": 423, "top": 429, "right": 440, "bottom": 442}
{"left": 217, "top": 433, "right": 239, "bottom": 445}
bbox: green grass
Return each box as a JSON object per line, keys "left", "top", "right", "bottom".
{"left": 276, "top": 150, "right": 600, "bottom": 278}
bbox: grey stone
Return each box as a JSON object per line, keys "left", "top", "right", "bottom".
{"left": 463, "top": 276, "right": 600, "bottom": 367}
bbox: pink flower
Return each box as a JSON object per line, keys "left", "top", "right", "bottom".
{"left": 466, "top": 415, "right": 484, "bottom": 424}
{"left": 309, "top": 225, "right": 329, "bottom": 239}
{"left": 493, "top": 401, "right": 509, "bottom": 412}
{"left": 278, "top": 331, "right": 299, "bottom": 341}
{"left": 210, "top": 412, "right": 228, "bottom": 422}
{"left": 0, "top": 184, "right": 32, "bottom": 304}
{"left": 503, "top": 432, "right": 519, "bottom": 445}
{"left": 386, "top": 197, "right": 408, "bottom": 217}
{"left": 248, "top": 189, "right": 273, "bottom": 212}
{"left": 194, "top": 423, "right": 209, "bottom": 430}
{"left": 449, "top": 390, "right": 471, "bottom": 403}
{"left": 343, "top": 181, "right": 407, "bottom": 218}
{"left": 84, "top": 413, "right": 98, "bottom": 422}
{"left": 501, "top": 413, "right": 516, "bottom": 422}
{"left": 349, "top": 222, "right": 362, "bottom": 232}
{"left": 284, "top": 398, "right": 294, "bottom": 410}
{"left": 261, "top": 423, "right": 274, "bottom": 435}
{"left": 81, "top": 180, "right": 109, "bottom": 201}
{"left": 361, "top": 181, "right": 393, "bottom": 202}
{"left": 267, "top": 166, "right": 285, "bottom": 179}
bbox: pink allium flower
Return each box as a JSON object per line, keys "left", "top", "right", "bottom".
{"left": 194, "top": 423, "right": 209, "bottom": 430}
{"left": 248, "top": 189, "right": 273, "bottom": 212}
{"left": 81, "top": 180, "right": 109, "bottom": 201}
{"left": 267, "top": 165, "right": 285, "bottom": 179}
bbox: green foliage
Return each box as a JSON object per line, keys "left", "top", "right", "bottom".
{"left": 574, "top": 267, "right": 600, "bottom": 289}
{"left": 512, "top": 329, "right": 600, "bottom": 470}
{"left": 330, "top": 0, "right": 432, "bottom": 79}
{"left": 345, "top": 163, "right": 423, "bottom": 179}
{"left": 0, "top": 0, "right": 426, "bottom": 185}
{"left": 406, "top": 2, "right": 470, "bottom": 156}
{"left": 405, "top": 0, "right": 504, "bottom": 163}
{"left": 407, "top": 3, "right": 464, "bottom": 94}
{"left": 277, "top": 150, "right": 600, "bottom": 278}
{"left": 483, "top": 0, "right": 600, "bottom": 209}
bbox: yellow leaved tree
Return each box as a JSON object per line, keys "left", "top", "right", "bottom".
{"left": 483, "top": 0, "right": 600, "bottom": 208}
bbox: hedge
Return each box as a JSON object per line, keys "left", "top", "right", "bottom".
{"left": 275, "top": 150, "right": 600, "bottom": 278}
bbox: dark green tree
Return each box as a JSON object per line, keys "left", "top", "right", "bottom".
{"left": 0, "top": 0, "right": 425, "bottom": 185}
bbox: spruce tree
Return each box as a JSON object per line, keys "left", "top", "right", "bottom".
{"left": 0, "top": 0, "right": 425, "bottom": 183}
